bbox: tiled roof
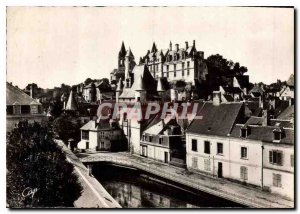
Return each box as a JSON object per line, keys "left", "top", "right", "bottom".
{"left": 6, "top": 82, "right": 41, "bottom": 106}
{"left": 231, "top": 124, "right": 294, "bottom": 145}
{"left": 223, "top": 86, "right": 243, "bottom": 94}
{"left": 249, "top": 85, "right": 264, "bottom": 94}
{"left": 277, "top": 105, "right": 294, "bottom": 121}
{"left": 245, "top": 116, "right": 264, "bottom": 126}
{"left": 270, "top": 119, "right": 293, "bottom": 128}
{"left": 187, "top": 102, "right": 243, "bottom": 136}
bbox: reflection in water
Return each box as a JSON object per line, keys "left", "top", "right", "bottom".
{"left": 93, "top": 164, "right": 244, "bottom": 208}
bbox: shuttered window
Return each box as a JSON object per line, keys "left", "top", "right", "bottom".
{"left": 192, "top": 157, "right": 198, "bottom": 168}
{"left": 204, "top": 159, "right": 210, "bottom": 171}
{"left": 241, "top": 147, "right": 248, "bottom": 159}
{"left": 269, "top": 150, "right": 283, "bottom": 165}
{"left": 273, "top": 173, "right": 282, "bottom": 187}
{"left": 240, "top": 166, "right": 248, "bottom": 180}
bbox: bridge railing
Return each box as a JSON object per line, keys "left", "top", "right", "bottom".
{"left": 81, "top": 155, "right": 285, "bottom": 208}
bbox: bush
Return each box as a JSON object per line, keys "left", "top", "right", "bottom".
{"left": 7, "top": 120, "right": 82, "bottom": 208}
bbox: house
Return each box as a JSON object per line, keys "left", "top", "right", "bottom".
{"left": 140, "top": 114, "right": 186, "bottom": 167}
{"left": 78, "top": 102, "right": 127, "bottom": 152}
{"left": 230, "top": 124, "right": 294, "bottom": 199}
{"left": 78, "top": 119, "right": 127, "bottom": 152}
{"left": 6, "top": 82, "right": 47, "bottom": 132}
{"left": 185, "top": 94, "right": 245, "bottom": 178}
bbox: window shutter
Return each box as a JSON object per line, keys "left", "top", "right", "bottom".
{"left": 269, "top": 151, "right": 273, "bottom": 163}
{"left": 278, "top": 152, "right": 283, "bottom": 165}
{"left": 272, "top": 173, "right": 276, "bottom": 186}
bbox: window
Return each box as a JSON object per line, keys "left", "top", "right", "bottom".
{"left": 30, "top": 105, "right": 39, "bottom": 114}
{"left": 269, "top": 150, "right": 283, "bottom": 165}
{"left": 174, "top": 65, "right": 176, "bottom": 77}
{"left": 241, "top": 147, "right": 248, "bottom": 159}
{"left": 82, "top": 130, "right": 89, "bottom": 140}
{"left": 191, "top": 139, "right": 197, "bottom": 152}
{"left": 159, "top": 137, "right": 163, "bottom": 145}
{"left": 217, "top": 143, "right": 223, "bottom": 155}
{"left": 100, "top": 142, "right": 104, "bottom": 149}
{"left": 204, "top": 141, "right": 210, "bottom": 154}
{"left": 192, "top": 157, "right": 198, "bottom": 168}
{"left": 204, "top": 159, "right": 210, "bottom": 171}
{"left": 240, "top": 166, "right": 248, "bottom": 180}
{"left": 167, "top": 65, "right": 169, "bottom": 71}
{"left": 167, "top": 72, "right": 169, "bottom": 78}
{"left": 187, "top": 61, "right": 190, "bottom": 75}
{"left": 273, "top": 130, "right": 281, "bottom": 141}
{"left": 291, "top": 154, "right": 294, "bottom": 167}
{"left": 149, "top": 136, "right": 153, "bottom": 142}
{"left": 273, "top": 173, "right": 282, "bottom": 187}
{"left": 241, "top": 128, "right": 247, "bottom": 138}
{"left": 182, "top": 62, "right": 185, "bottom": 76}
{"left": 13, "top": 105, "right": 21, "bottom": 115}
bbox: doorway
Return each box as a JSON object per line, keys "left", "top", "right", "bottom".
{"left": 218, "top": 162, "right": 223, "bottom": 178}
{"left": 164, "top": 152, "right": 169, "bottom": 163}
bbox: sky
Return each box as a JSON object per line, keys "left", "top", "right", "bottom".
{"left": 6, "top": 6, "right": 294, "bottom": 89}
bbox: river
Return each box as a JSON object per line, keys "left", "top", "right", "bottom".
{"left": 92, "top": 163, "right": 245, "bottom": 208}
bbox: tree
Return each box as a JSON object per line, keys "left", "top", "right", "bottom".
{"left": 7, "top": 121, "right": 82, "bottom": 208}
{"left": 84, "top": 78, "right": 93, "bottom": 86}
{"left": 52, "top": 113, "right": 82, "bottom": 145}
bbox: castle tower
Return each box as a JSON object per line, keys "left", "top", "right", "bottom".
{"left": 125, "top": 47, "right": 134, "bottom": 88}
{"left": 118, "top": 41, "right": 126, "bottom": 68}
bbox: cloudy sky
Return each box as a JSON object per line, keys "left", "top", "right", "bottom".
{"left": 7, "top": 7, "right": 294, "bottom": 89}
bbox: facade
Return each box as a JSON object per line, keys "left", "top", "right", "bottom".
{"left": 6, "top": 82, "right": 47, "bottom": 132}
{"left": 140, "top": 40, "right": 208, "bottom": 86}
{"left": 78, "top": 119, "right": 127, "bottom": 152}
{"left": 230, "top": 124, "right": 294, "bottom": 200}
{"left": 140, "top": 114, "right": 186, "bottom": 167}
{"left": 186, "top": 100, "right": 245, "bottom": 178}
{"left": 186, "top": 98, "right": 294, "bottom": 200}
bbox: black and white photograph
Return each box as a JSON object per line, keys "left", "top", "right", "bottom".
{"left": 5, "top": 5, "right": 295, "bottom": 209}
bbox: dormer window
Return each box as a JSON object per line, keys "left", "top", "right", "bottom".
{"left": 240, "top": 126, "right": 249, "bottom": 138}
{"left": 273, "top": 129, "right": 282, "bottom": 141}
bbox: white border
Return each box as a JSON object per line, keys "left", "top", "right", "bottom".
{"left": 0, "top": 1, "right": 298, "bottom": 214}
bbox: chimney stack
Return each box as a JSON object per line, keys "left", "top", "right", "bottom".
{"left": 262, "top": 109, "right": 270, "bottom": 126}
{"left": 30, "top": 85, "right": 34, "bottom": 98}
{"left": 169, "top": 41, "right": 172, "bottom": 51}
{"left": 213, "top": 91, "right": 221, "bottom": 106}
{"left": 193, "top": 40, "right": 196, "bottom": 48}
{"left": 175, "top": 44, "right": 179, "bottom": 51}
{"left": 185, "top": 41, "right": 189, "bottom": 49}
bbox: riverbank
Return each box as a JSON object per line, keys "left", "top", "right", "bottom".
{"left": 77, "top": 151, "right": 294, "bottom": 208}
{"left": 56, "top": 141, "right": 121, "bottom": 208}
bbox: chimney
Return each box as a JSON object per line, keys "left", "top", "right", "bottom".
{"left": 213, "top": 91, "right": 221, "bottom": 106}
{"left": 185, "top": 41, "right": 189, "bottom": 49}
{"left": 169, "top": 41, "right": 172, "bottom": 51}
{"left": 259, "top": 95, "right": 264, "bottom": 109}
{"left": 262, "top": 109, "right": 270, "bottom": 126}
{"left": 193, "top": 40, "right": 196, "bottom": 48}
{"left": 175, "top": 44, "right": 179, "bottom": 51}
{"left": 30, "top": 85, "right": 34, "bottom": 98}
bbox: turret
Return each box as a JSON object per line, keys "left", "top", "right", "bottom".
{"left": 135, "top": 74, "right": 146, "bottom": 102}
